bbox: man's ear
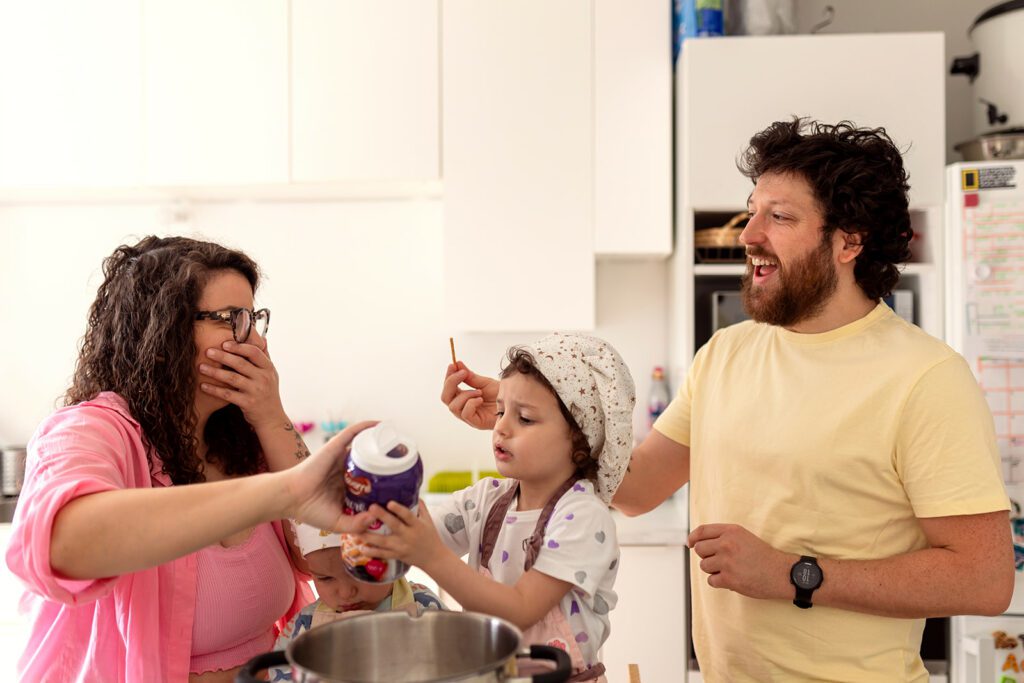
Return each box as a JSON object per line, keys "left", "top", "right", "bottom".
{"left": 837, "top": 230, "right": 864, "bottom": 264}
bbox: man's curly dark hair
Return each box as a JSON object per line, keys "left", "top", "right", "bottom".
{"left": 737, "top": 117, "right": 913, "bottom": 301}
{"left": 66, "top": 235, "right": 265, "bottom": 485}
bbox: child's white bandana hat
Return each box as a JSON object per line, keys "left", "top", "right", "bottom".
{"left": 520, "top": 333, "right": 636, "bottom": 503}
{"left": 292, "top": 520, "right": 343, "bottom": 557}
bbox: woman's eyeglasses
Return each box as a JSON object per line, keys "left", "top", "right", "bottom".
{"left": 194, "top": 308, "right": 271, "bottom": 343}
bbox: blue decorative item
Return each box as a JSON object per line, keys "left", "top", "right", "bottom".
{"left": 697, "top": 0, "right": 724, "bottom": 37}
{"left": 320, "top": 418, "right": 349, "bottom": 442}
{"left": 673, "top": 0, "right": 699, "bottom": 66}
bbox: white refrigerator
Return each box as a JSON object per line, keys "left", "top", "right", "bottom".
{"left": 946, "top": 160, "right": 1024, "bottom": 683}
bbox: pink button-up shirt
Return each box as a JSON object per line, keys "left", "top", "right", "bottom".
{"left": 5, "top": 392, "right": 312, "bottom": 683}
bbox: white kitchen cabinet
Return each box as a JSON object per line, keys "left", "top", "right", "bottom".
{"left": 442, "top": 0, "right": 595, "bottom": 332}
{"left": 670, "top": 33, "right": 947, "bottom": 384}
{"left": 602, "top": 544, "right": 688, "bottom": 683}
{"left": 290, "top": 1, "right": 439, "bottom": 183}
{"left": 142, "top": 0, "right": 289, "bottom": 186}
{"left": 680, "top": 33, "right": 946, "bottom": 211}
{"left": 442, "top": 0, "right": 673, "bottom": 331}
{"left": 593, "top": 0, "right": 672, "bottom": 257}
{"left": 0, "top": 1, "right": 143, "bottom": 188}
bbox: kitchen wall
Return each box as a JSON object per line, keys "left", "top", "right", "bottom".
{"left": 0, "top": 199, "right": 669, "bottom": 479}
{"left": 795, "top": 0, "right": 997, "bottom": 163}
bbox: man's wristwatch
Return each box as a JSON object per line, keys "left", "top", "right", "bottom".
{"left": 789, "top": 555, "right": 823, "bottom": 609}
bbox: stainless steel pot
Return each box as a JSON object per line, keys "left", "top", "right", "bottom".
{"left": 236, "top": 611, "right": 571, "bottom": 683}
{"left": 1, "top": 446, "right": 26, "bottom": 496}
{"left": 955, "top": 131, "right": 1024, "bottom": 161}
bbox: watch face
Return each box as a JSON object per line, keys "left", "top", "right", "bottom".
{"left": 792, "top": 561, "right": 822, "bottom": 589}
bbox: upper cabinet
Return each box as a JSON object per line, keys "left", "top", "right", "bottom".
{"left": 680, "top": 33, "right": 945, "bottom": 210}
{"left": 291, "top": 0, "right": 439, "bottom": 183}
{"left": 442, "top": 0, "right": 672, "bottom": 331}
{"left": 0, "top": 0, "right": 439, "bottom": 193}
{"left": 593, "top": 0, "right": 673, "bottom": 257}
{"left": 0, "top": 1, "right": 143, "bottom": 188}
{"left": 670, "top": 33, "right": 947, "bottom": 385}
{"left": 143, "top": 0, "right": 289, "bottom": 186}
{"left": 443, "top": 0, "right": 595, "bottom": 332}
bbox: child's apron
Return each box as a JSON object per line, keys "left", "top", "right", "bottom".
{"left": 479, "top": 476, "right": 607, "bottom": 683}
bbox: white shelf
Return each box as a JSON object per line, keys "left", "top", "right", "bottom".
{"left": 0, "top": 180, "right": 444, "bottom": 205}
{"left": 900, "top": 263, "right": 935, "bottom": 277}
{"left": 693, "top": 262, "right": 936, "bottom": 278}
{"left": 694, "top": 263, "right": 744, "bottom": 277}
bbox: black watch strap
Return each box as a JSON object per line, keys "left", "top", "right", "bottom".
{"left": 793, "top": 586, "right": 814, "bottom": 609}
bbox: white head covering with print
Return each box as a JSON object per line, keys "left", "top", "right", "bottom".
{"left": 519, "top": 333, "right": 636, "bottom": 503}
{"left": 292, "top": 520, "right": 343, "bottom": 557}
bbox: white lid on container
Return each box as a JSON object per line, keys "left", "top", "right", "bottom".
{"left": 349, "top": 422, "right": 419, "bottom": 475}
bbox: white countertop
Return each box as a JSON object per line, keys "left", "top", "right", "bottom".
{"left": 610, "top": 487, "right": 689, "bottom": 546}
{"left": 421, "top": 485, "right": 689, "bottom": 547}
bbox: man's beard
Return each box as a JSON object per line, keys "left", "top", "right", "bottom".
{"left": 740, "top": 234, "right": 839, "bottom": 328}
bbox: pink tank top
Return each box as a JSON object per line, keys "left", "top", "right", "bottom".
{"left": 189, "top": 522, "right": 295, "bottom": 674}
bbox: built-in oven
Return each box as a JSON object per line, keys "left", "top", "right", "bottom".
{"left": 697, "top": 284, "right": 916, "bottom": 352}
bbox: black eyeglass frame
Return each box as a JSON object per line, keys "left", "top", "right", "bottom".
{"left": 194, "top": 307, "right": 271, "bottom": 343}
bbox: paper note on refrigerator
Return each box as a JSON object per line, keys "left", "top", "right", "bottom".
{"left": 961, "top": 198, "right": 1024, "bottom": 360}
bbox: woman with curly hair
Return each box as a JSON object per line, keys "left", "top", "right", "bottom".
{"left": 6, "top": 235, "right": 373, "bottom": 683}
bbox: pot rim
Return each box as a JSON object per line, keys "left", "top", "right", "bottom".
{"left": 970, "top": 0, "right": 1024, "bottom": 35}
{"left": 283, "top": 611, "right": 526, "bottom": 683}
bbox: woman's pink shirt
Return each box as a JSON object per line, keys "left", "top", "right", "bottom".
{"left": 4, "top": 392, "right": 312, "bottom": 683}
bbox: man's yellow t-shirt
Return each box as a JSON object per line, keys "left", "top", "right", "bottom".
{"left": 655, "top": 303, "right": 1009, "bottom": 682}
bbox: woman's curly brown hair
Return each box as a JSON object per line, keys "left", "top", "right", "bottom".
{"left": 499, "top": 347, "right": 597, "bottom": 482}
{"left": 66, "top": 235, "right": 264, "bottom": 485}
{"left": 738, "top": 117, "right": 913, "bottom": 300}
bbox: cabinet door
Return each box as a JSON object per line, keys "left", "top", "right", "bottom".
{"left": 0, "top": 1, "right": 142, "bottom": 188}
{"left": 290, "top": 1, "right": 439, "bottom": 183}
{"left": 143, "top": 0, "right": 288, "bottom": 186}
{"left": 602, "top": 545, "right": 688, "bottom": 682}
{"left": 594, "top": 0, "right": 672, "bottom": 257}
{"left": 442, "top": 0, "right": 594, "bottom": 332}
{"left": 681, "top": 33, "right": 945, "bottom": 210}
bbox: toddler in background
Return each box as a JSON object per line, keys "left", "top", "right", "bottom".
{"left": 269, "top": 522, "right": 445, "bottom": 682}
{"left": 359, "top": 333, "right": 635, "bottom": 682}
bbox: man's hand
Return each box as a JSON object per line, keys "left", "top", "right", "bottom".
{"left": 688, "top": 523, "right": 797, "bottom": 600}
{"left": 440, "top": 361, "right": 499, "bottom": 430}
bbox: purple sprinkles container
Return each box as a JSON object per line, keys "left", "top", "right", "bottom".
{"left": 341, "top": 423, "right": 423, "bottom": 583}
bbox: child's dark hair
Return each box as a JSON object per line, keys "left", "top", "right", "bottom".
{"left": 499, "top": 347, "right": 598, "bottom": 482}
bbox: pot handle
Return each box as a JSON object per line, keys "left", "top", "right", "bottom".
{"left": 234, "top": 651, "right": 288, "bottom": 683}
{"left": 950, "top": 52, "right": 979, "bottom": 83}
{"left": 509, "top": 644, "right": 572, "bottom": 683}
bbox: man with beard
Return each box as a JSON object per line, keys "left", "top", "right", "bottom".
{"left": 439, "top": 118, "right": 1013, "bottom": 682}
{"left": 614, "top": 118, "right": 1012, "bottom": 681}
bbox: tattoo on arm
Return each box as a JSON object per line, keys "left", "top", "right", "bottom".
{"left": 284, "top": 422, "right": 311, "bottom": 461}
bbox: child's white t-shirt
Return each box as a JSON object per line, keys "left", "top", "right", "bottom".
{"left": 430, "top": 477, "right": 619, "bottom": 667}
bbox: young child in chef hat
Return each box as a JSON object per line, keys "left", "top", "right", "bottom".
{"left": 357, "top": 333, "right": 636, "bottom": 683}
{"left": 268, "top": 522, "right": 445, "bottom": 682}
